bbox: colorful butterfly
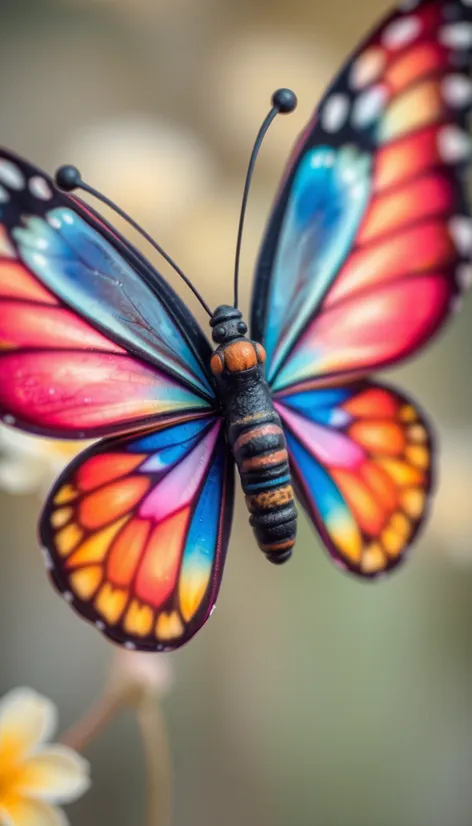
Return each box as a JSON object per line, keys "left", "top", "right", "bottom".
{"left": 0, "top": 0, "right": 471, "bottom": 651}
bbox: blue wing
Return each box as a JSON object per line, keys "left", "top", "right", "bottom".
{"left": 0, "top": 149, "right": 214, "bottom": 402}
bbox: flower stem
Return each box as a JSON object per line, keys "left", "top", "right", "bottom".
{"left": 60, "top": 681, "right": 173, "bottom": 826}
{"left": 60, "top": 685, "right": 136, "bottom": 752}
{"left": 59, "top": 650, "right": 174, "bottom": 826}
{"left": 136, "top": 696, "right": 173, "bottom": 826}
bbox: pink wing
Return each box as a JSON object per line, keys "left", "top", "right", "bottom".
{"left": 0, "top": 258, "right": 208, "bottom": 436}
{"left": 0, "top": 152, "right": 214, "bottom": 438}
{"left": 251, "top": 0, "right": 472, "bottom": 393}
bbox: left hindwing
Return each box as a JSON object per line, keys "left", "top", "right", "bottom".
{"left": 276, "top": 382, "right": 433, "bottom": 577}
{"left": 40, "top": 414, "right": 235, "bottom": 651}
{"left": 251, "top": 0, "right": 472, "bottom": 393}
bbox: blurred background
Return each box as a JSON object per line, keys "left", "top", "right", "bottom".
{"left": 0, "top": 0, "right": 471, "bottom": 824}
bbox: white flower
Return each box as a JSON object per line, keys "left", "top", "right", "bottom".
{"left": 0, "top": 427, "right": 89, "bottom": 495}
{"left": 0, "top": 688, "right": 90, "bottom": 826}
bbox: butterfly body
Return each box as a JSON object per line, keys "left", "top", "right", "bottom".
{"left": 210, "top": 305, "right": 298, "bottom": 562}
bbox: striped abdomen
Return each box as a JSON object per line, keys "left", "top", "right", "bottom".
{"left": 229, "top": 410, "right": 298, "bottom": 564}
{"left": 211, "top": 334, "right": 297, "bottom": 563}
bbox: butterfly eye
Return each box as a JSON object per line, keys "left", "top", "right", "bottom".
{"left": 237, "top": 321, "right": 248, "bottom": 335}
{"left": 213, "top": 325, "right": 227, "bottom": 343}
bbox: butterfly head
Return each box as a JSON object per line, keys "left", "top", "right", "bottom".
{"left": 210, "top": 305, "right": 266, "bottom": 376}
{"left": 210, "top": 305, "right": 247, "bottom": 343}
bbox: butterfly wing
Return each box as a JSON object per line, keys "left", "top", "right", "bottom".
{"left": 251, "top": 0, "right": 472, "bottom": 393}
{"left": 276, "top": 382, "right": 433, "bottom": 576}
{"left": 0, "top": 150, "right": 215, "bottom": 438}
{"left": 40, "top": 413, "right": 234, "bottom": 650}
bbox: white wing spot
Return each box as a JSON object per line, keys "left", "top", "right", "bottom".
{"left": 0, "top": 185, "right": 9, "bottom": 203}
{"left": 95, "top": 621, "right": 106, "bottom": 631}
{"left": 438, "top": 125, "right": 472, "bottom": 163}
{"left": 321, "top": 94, "right": 350, "bottom": 133}
{"left": 352, "top": 85, "right": 388, "bottom": 128}
{"left": 442, "top": 75, "right": 472, "bottom": 108}
{"left": 3, "top": 415, "right": 15, "bottom": 425}
{"left": 382, "top": 16, "right": 421, "bottom": 49}
{"left": 0, "top": 160, "right": 25, "bottom": 190}
{"left": 64, "top": 591, "right": 74, "bottom": 603}
{"left": 457, "top": 263, "right": 472, "bottom": 291}
{"left": 440, "top": 23, "right": 472, "bottom": 49}
{"left": 63, "top": 213, "right": 74, "bottom": 225}
{"left": 449, "top": 216, "right": 472, "bottom": 255}
{"left": 29, "top": 175, "right": 53, "bottom": 200}
{"left": 350, "top": 49, "right": 386, "bottom": 90}
{"left": 48, "top": 216, "right": 61, "bottom": 229}
{"left": 124, "top": 641, "right": 137, "bottom": 650}
{"left": 41, "top": 547, "right": 53, "bottom": 570}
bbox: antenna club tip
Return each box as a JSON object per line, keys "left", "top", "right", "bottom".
{"left": 271, "top": 88, "right": 297, "bottom": 114}
{"left": 55, "top": 164, "right": 82, "bottom": 192}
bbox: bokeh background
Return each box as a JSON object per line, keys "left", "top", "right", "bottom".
{"left": 0, "top": 0, "right": 471, "bottom": 824}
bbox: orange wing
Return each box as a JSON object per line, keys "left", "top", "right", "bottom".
{"left": 277, "top": 382, "right": 433, "bottom": 576}
{"left": 40, "top": 415, "right": 234, "bottom": 650}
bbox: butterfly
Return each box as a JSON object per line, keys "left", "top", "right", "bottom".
{"left": 0, "top": 0, "right": 471, "bottom": 651}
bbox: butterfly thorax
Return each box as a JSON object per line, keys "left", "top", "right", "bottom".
{"left": 210, "top": 305, "right": 297, "bottom": 564}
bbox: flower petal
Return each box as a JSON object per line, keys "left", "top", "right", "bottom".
{"left": 0, "top": 798, "right": 68, "bottom": 826}
{"left": 0, "top": 805, "right": 15, "bottom": 826}
{"left": 0, "top": 457, "right": 46, "bottom": 494}
{"left": 0, "top": 427, "right": 90, "bottom": 495}
{"left": 16, "top": 747, "right": 90, "bottom": 804}
{"left": 0, "top": 690, "right": 57, "bottom": 764}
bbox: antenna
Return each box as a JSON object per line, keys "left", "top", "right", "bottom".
{"left": 233, "top": 87, "right": 297, "bottom": 309}
{"left": 54, "top": 165, "right": 213, "bottom": 317}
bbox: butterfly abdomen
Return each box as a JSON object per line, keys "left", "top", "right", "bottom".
{"left": 211, "top": 330, "right": 297, "bottom": 564}
{"left": 235, "top": 416, "right": 297, "bottom": 564}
